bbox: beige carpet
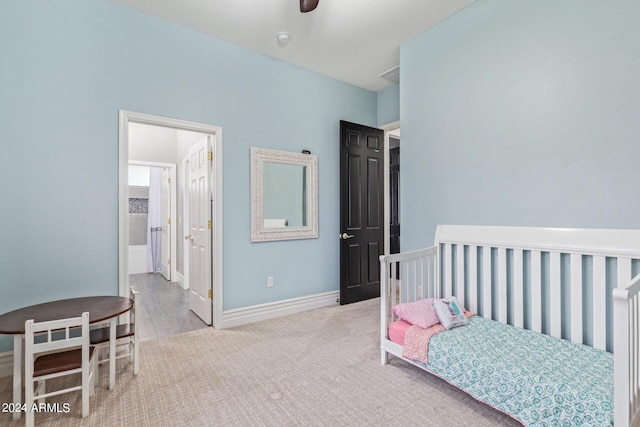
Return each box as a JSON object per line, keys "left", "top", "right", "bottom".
{"left": 0, "top": 298, "right": 519, "bottom": 426}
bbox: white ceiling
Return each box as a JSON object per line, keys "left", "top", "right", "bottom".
{"left": 113, "top": 0, "right": 474, "bottom": 92}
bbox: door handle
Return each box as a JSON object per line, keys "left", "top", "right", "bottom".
{"left": 184, "top": 234, "right": 192, "bottom": 240}
{"left": 339, "top": 233, "right": 354, "bottom": 240}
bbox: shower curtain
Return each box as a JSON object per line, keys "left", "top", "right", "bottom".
{"left": 147, "top": 167, "right": 162, "bottom": 273}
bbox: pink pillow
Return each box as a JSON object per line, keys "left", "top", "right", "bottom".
{"left": 391, "top": 298, "right": 439, "bottom": 329}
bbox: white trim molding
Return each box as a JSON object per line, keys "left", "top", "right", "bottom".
{"left": 221, "top": 291, "right": 339, "bottom": 329}
{"left": 119, "top": 110, "right": 224, "bottom": 329}
{"left": 175, "top": 271, "right": 186, "bottom": 289}
{"left": 380, "top": 120, "right": 400, "bottom": 256}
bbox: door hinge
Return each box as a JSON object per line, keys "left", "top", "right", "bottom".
{"left": 208, "top": 220, "right": 212, "bottom": 230}
{"left": 168, "top": 259, "right": 171, "bottom": 265}
{"left": 208, "top": 289, "right": 213, "bottom": 299}
{"left": 168, "top": 177, "right": 171, "bottom": 184}
{"left": 208, "top": 151, "right": 213, "bottom": 161}
{"left": 168, "top": 218, "right": 171, "bottom": 225}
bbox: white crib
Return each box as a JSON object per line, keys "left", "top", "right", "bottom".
{"left": 380, "top": 225, "right": 640, "bottom": 426}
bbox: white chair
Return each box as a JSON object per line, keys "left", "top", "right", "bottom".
{"left": 24, "top": 311, "right": 96, "bottom": 427}
{"left": 90, "top": 287, "right": 140, "bottom": 377}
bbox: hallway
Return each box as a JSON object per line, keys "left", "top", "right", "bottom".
{"left": 130, "top": 273, "right": 208, "bottom": 341}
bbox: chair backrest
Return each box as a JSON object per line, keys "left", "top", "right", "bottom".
{"left": 25, "top": 312, "right": 90, "bottom": 356}
{"left": 130, "top": 287, "right": 139, "bottom": 320}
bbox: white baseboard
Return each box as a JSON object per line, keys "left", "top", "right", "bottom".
{"left": 0, "top": 351, "right": 13, "bottom": 378}
{"left": 175, "top": 272, "right": 186, "bottom": 289}
{"left": 221, "top": 290, "right": 340, "bottom": 329}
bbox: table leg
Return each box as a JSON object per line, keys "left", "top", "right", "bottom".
{"left": 13, "top": 335, "right": 22, "bottom": 420}
{"left": 109, "top": 317, "right": 116, "bottom": 390}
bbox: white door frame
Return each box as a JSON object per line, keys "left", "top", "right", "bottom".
{"left": 118, "top": 110, "right": 224, "bottom": 329}
{"left": 181, "top": 154, "right": 190, "bottom": 291}
{"left": 128, "top": 161, "right": 177, "bottom": 280}
{"left": 380, "top": 120, "right": 400, "bottom": 256}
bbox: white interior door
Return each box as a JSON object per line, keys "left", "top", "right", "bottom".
{"left": 160, "top": 168, "right": 171, "bottom": 281}
{"left": 188, "top": 137, "right": 212, "bottom": 325}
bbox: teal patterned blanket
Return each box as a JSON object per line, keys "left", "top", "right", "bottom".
{"left": 416, "top": 316, "right": 613, "bottom": 426}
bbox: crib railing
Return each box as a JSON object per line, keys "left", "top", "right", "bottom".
{"left": 379, "top": 247, "right": 438, "bottom": 344}
{"left": 435, "top": 225, "right": 640, "bottom": 352}
{"left": 614, "top": 273, "right": 640, "bottom": 427}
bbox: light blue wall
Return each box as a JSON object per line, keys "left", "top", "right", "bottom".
{"left": 0, "top": 0, "right": 376, "bottom": 351}
{"left": 401, "top": 0, "right": 640, "bottom": 250}
{"left": 377, "top": 83, "right": 399, "bottom": 126}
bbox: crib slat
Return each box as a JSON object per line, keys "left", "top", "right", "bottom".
{"left": 399, "top": 261, "right": 406, "bottom": 303}
{"left": 498, "top": 248, "right": 507, "bottom": 324}
{"left": 483, "top": 246, "right": 492, "bottom": 319}
{"left": 416, "top": 258, "right": 422, "bottom": 300}
{"left": 424, "top": 255, "right": 430, "bottom": 298}
{"left": 422, "top": 256, "right": 433, "bottom": 298}
{"left": 404, "top": 261, "right": 411, "bottom": 303}
{"left": 409, "top": 259, "right": 416, "bottom": 302}
{"left": 593, "top": 255, "right": 606, "bottom": 351}
{"left": 550, "top": 252, "right": 562, "bottom": 339}
{"left": 633, "top": 295, "right": 638, "bottom": 414}
{"left": 531, "top": 250, "right": 542, "bottom": 333}
{"left": 428, "top": 253, "right": 435, "bottom": 298}
{"left": 513, "top": 249, "right": 524, "bottom": 328}
{"left": 570, "top": 253, "right": 583, "bottom": 344}
{"left": 419, "top": 256, "right": 425, "bottom": 300}
{"left": 469, "top": 245, "right": 478, "bottom": 313}
{"left": 388, "top": 260, "right": 396, "bottom": 321}
{"left": 390, "top": 259, "right": 396, "bottom": 301}
{"left": 456, "top": 245, "right": 465, "bottom": 308}
{"left": 632, "top": 294, "right": 638, "bottom": 415}
{"left": 444, "top": 244, "right": 452, "bottom": 297}
{"left": 619, "top": 257, "right": 632, "bottom": 288}
{"left": 636, "top": 295, "right": 640, "bottom": 415}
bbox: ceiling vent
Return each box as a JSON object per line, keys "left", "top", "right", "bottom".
{"left": 378, "top": 66, "right": 400, "bottom": 84}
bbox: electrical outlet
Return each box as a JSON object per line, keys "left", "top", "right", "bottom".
{"left": 267, "top": 276, "right": 274, "bottom": 287}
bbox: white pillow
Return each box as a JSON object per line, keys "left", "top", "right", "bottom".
{"left": 433, "top": 297, "right": 468, "bottom": 330}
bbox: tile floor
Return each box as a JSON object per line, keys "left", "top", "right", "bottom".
{"left": 129, "top": 273, "right": 208, "bottom": 341}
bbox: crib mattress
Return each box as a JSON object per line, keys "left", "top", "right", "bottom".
{"left": 388, "top": 319, "right": 412, "bottom": 346}
{"left": 395, "top": 316, "right": 614, "bottom": 426}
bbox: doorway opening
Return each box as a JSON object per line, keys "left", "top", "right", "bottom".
{"left": 127, "top": 162, "right": 176, "bottom": 280}
{"left": 118, "top": 111, "right": 223, "bottom": 338}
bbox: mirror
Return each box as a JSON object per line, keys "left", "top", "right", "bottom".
{"left": 251, "top": 147, "right": 318, "bottom": 242}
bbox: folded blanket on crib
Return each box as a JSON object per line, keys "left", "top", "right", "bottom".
{"left": 402, "top": 311, "right": 474, "bottom": 363}
{"left": 407, "top": 315, "right": 614, "bottom": 426}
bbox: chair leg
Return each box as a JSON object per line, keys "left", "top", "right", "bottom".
{"left": 89, "top": 357, "right": 96, "bottom": 396}
{"left": 82, "top": 358, "right": 92, "bottom": 417}
{"left": 25, "top": 382, "right": 34, "bottom": 427}
{"left": 101, "top": 346, "right": 109, "bottom": 365}
{"left": 133, "top": 337, "right": 139, "bottom": 375}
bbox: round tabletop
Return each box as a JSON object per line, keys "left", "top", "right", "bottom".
{"left": 0, "top": 296, "right": 134, "bottom": 334}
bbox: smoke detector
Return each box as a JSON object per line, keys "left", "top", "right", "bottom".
{"left": 277, "top": 32, "right": 290, "bottom": 47}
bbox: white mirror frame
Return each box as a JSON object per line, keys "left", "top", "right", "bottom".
{"left": 250, "top": 147, "right": 318, "bottom": 242}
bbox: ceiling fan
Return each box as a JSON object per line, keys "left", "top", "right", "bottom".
{"left": 300, "top": 0, "right": 319, "bottom": 13}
